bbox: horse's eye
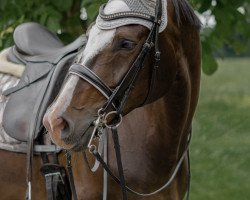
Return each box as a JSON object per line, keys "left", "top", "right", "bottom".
{"left": 120, "top": 40, "right": 136, "bottom": 50}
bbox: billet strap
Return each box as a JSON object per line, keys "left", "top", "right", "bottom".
{"left": 66, "top": 151, "right": 78, "bottom": 200}
{"left": 44, "top": 173, "right": 57, "bottom": 199}
{"left": 40, "top": 163, "right": 72, "bottom": 200}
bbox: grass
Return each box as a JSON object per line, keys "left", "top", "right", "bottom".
{"left": 190, "top": 58, "right": 250, "bottom": 200}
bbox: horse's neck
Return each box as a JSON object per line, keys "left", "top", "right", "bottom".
{"left": 122, "top": 90, "right": 190, "bottom": 161}
{"left": 110, "top": 67, "right": 192, "bottom": 196}
{"left": 122, "top": 52, "right": 195, "bottom": 159}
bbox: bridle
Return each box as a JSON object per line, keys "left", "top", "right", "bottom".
{"left": 67, "top": 0, "right": 191, "bottom": 199}
{"left": 69, "top": 0, "right": 163, "bottom": 114}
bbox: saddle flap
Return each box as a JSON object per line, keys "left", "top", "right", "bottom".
{"left": 3, "top": 62, "right": 52, "bottom": 96}
{"left": 2, "top": 62, "right": 54, "bottom": 141}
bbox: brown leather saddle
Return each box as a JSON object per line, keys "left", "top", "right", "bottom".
{"left": 2, "top": 22, "right": 87, "bottom": 142}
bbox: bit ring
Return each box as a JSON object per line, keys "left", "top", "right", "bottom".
{"left": 104, "top": 111, "right": 122, "bottom": 128}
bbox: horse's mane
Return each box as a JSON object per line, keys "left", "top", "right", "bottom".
{"left": 172, "top": 0, "right": 201, "bottom": 29}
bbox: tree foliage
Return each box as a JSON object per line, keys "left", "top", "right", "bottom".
{"left": 0, "top": 0, "right": 83, "bottom": 46}
{"left": 190, "top": 0, "right": 250, "bottom": 74}
{"left": 1, "top": 0, "right": 250, "bottom": 75}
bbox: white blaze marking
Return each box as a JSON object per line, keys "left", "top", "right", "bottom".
{"left": 50, "top": 0, "right": 132, "bottom": 119}
{"left": 50, "top": 75, "right": 79, "bottom": 119}
{"left": 80, "top": 0, "right": 130, "bottom": 65}
{"left": 80, "top": 25, "right": 116, "bottom": 65}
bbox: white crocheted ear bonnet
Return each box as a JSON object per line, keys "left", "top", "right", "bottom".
{"left": 96, "top": 0, "right": 168, "bottom": 33}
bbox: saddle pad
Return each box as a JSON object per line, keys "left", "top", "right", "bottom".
{"left": 0, "top": 48, "right": 25, "bottom": 77}
{"left": 0, "top": 74, "right": 25, "bottom": 149}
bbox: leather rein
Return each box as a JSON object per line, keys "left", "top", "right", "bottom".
{"left": 67, "top": 0, "right": 191, "bottom": 199}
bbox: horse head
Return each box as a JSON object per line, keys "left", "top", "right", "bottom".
{"left": 43, "top": 0, "right": 200, "bottom": 152}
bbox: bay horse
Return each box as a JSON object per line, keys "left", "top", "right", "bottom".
{"left": 43, "top": 0, "right": 201, "bottom": 199}
{"left": 0, "top": 0, "right": 201, "bottom": 199}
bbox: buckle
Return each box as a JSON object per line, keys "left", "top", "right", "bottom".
{"left": 154, "top": 51, "right": 161, "bottom": 68}
{"left": 155, "top": 51, "right": 161, "bottom": 61}
{"left": 41, "top": 164, "right": 65, "bottom": 184}
{"left": 44, "top": 172, "right": 65, "bottom": 184}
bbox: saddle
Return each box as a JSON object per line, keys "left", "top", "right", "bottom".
{"left": 2, "top": 22, "right": 87, "bottom": 142}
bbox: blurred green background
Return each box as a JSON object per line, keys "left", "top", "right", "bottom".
{"left": 191, "top": 58, "right": 250, "bottom": 200}
{"left": 1, "top": 0, "right": 250, "bottom": 199}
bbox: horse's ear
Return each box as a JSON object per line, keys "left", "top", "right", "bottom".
{"left": 86, "top": 22, "right": 96, "bottom": 36}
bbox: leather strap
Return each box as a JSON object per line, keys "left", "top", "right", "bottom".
{"left": 103, "top": 130, "right": 108, "bottom": 200}
{"left": 111, "top": 127, "right": 127, "bottom": 200}
{"left": 66, "top": 151, "right": 78, "bottom": 200}
{"left": 83, "top": 130, "right": 109, "bottom": 200}
{"left": 101, "top": 42, "right": 152, "bottom": 114}
{"left": 45, "top": 174, "right": 54, "bottom": 199}
{"left": 91, "top": 127, "right": 192, "bottom": 198}
{"left": 40, "top": 163, "right": 72, "bottom": 200}
{"left": 69, "top": 64, "right": 113, "bottom": 99}
{"left": 26, "top": 69, "right": 55, "bottom": 200}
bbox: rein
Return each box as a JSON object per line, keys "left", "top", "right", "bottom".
{"left": 89, "top": 126, "right": 192, "bottom": 198}
{"left": 67, "top": 0, "right": 191, "bottom": 199}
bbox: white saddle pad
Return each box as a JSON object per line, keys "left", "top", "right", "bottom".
{"left": 0, "top": 48, "right": 25, "bottom": 77}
